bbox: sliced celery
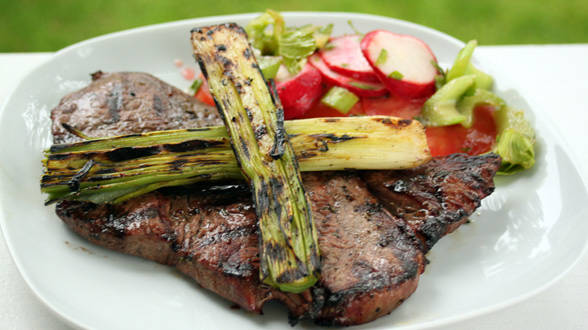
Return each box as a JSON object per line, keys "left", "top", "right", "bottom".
{"left": 420, "top": 75, "right": 474, "bottom": 126}
{"left": 446, "top": 40, "right": 477, "bottom": 82}
{"left": 257, "top": 56, "right": 282, "bottom": 79}
{"left": 321, "top": 86, "right": 359, "bottom": 114}
{"left": 458, "top": 89, "right": 505, "bottom": 128}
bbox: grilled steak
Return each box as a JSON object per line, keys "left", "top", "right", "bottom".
{"left": 362, "top": 153, "right": 501, "bottom": 252}
{"left": 49, "top": 72, "right": 500, "bottom": 325}
{"left": 51, "top": 71, "right": 222, "bottom": 144}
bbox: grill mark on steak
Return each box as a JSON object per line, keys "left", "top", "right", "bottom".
{"left": 49, "top": 72, "right": 500, "bottom": 325}
{"left": 362, "top": 153, "right": 500, "bottom": 252}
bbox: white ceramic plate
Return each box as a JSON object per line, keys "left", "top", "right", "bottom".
{"left": 1, "top": 12, "right": 587, "bottom": 330}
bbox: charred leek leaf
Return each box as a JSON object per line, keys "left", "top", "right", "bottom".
{"left": 191, "top": 23, "right": 319, "bottom": 293}
{"left": 41, "top": 116, "right": 431, "bottom": 204}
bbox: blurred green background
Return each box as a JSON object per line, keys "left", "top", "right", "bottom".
{"left": 2, "top": 0, "right": 587, "bottom": 52}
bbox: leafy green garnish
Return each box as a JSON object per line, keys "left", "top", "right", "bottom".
{"left": 245, "top": 9, "right": 284, "bottom": 55}
{"left": 388, "top": 71, "right": 404, "bottom": 80}
{"left": 493, "top": 108, "right": 535, "bottom": 175}
{"left": 189, "top": 79, "right": 203, "bottom": 93}
{"left": 279, "top": 26, "right": 318, "bottom": 74}
{"left": 348, "top": 81, "right": 378, "bottom": 90}
{"left": 431, "top": 60, "right": 447, "bottom": 89}
{"left": 375, "top": 49, "right": 388, "bottom": 66}
{"left": 347, "top": 20, "right": 363, "bottom": 36}
{"left": 315, "top": 24, "right": 333, "bottom": 49}
{"left": 246, "top": 10, "right": 333, "bottom": 75}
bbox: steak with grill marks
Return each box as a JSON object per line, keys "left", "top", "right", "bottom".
{"left": 50, "top": 72, "right": 500, "bottom": 325}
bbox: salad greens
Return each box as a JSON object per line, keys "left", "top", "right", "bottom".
{"left": 421, "top": 39, "right": 535, "bottom": 175}
{"left": 245, "top": 10, "right": 536, "bottom": 175}
{"left": 246, "top": 10, "right": 333, "bottom": 74}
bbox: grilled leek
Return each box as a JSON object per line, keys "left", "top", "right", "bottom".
{"left": 41, "top": 116, "right": 431, "bottom": 204}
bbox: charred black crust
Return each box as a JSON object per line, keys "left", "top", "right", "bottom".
{"left": 90, "top": 70, "right": 104, "bottom": 81}
{"left": 268, "top": 80, "right": 286, "bottom": 159}
{"left": 363, "top": 153, "right": 501, "bottom": 252}
{"left": 104, "top": 146, "right": 161, "bottom": 162}
{"left": 162, "top": 139, "right": 225, "bottom": 153}
{"left": 309, "top": 133, "right": 355, "bottom": 143}
{"left": 243, "top": 48, "right": 252, "bottom": 59}
{"left": 372, "top": 116, "right": 413, "bottom": 128}
{"left": 67, "top": 160, "right": 94, "bottom": 191}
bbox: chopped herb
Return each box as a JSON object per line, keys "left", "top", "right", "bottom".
{"left": 189, "top": 79, "right": 203, "bottom": 93}
{"left": 431, "top": 60, "right": 447, "bottom": 89}
{"left": 388, "top": 71, "right": 404, "bottom": 80}
{"left": 348, "top": 81, "right": 378, "bottom": 90}
{"left": 347, "top": 20, "right": 363, "bottom": 36}
{"left": 375, "top": 49, "right": 388, "bottom": 66}
{"left": 323, "top": 42, "right": 335, "bottom": 51}
{"left": 341, "top": 63, "right": 349, "bottom": 68}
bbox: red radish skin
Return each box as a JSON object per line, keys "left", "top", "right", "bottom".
{"left": 309, "top": 54, "right": 388, "bottom": 98}
{"left": 276, "top": 63, "right": 323, "bottom": 119}
{"left": 319, "top": 35, "right": 379, "bottom": 83}
{"left": 361, "top": 30, "right": 438, "bottom": 98}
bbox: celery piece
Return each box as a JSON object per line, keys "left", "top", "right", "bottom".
{"left": 493, "top": 106, "right": 536, "bottom": 174}
{"left": 257, "top": 56, "right": 282, "bottom": 79}
{"left": 445, "top": 40, "right": 493, "bottom": 91}
{"left": 466, "top": 64, "right": 493, "bottom": 90}
{"left": 446, "top": 40, "right": 477, "bottom": 82}
{"left": 420, "top": 75, "right": 475, "bottom": 126}
{"left": 321, "top": 86, "right": 359, "bottom": 114}
{"left": 458, "top": 89, "right": 505, "bottom": 128}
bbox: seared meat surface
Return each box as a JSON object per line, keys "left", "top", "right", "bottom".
{"left": 51, "top": 71, "right": 222, "bottom": 144}
{"left": 50, "top": 72, "right": 500, "bottom": 325}
{"left": 363, "top": 153, "right": 501, "bottom": 252}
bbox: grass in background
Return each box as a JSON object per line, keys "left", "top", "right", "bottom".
{"left": 2, "top": 0, "right": 587, "bottom": 51}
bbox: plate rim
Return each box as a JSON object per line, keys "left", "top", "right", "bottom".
{"left": 1, "top": 11, "right": 587, "bottom": 330}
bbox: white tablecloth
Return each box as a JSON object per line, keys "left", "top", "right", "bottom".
{"left": 1, "top": 46, "right": 587, "bottom": 329}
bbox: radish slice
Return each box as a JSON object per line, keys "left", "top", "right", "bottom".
{"left": 309, "top": 54, "right": 388, "bottom": 98}
{"left": 319, "top": 35, "right": 379, "bottom": 83}
{"left": 275, "top": 63, "right": 323, "bottom": 120}
{"left": 361, "top": 30, "right": 438, "bottom": 98}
